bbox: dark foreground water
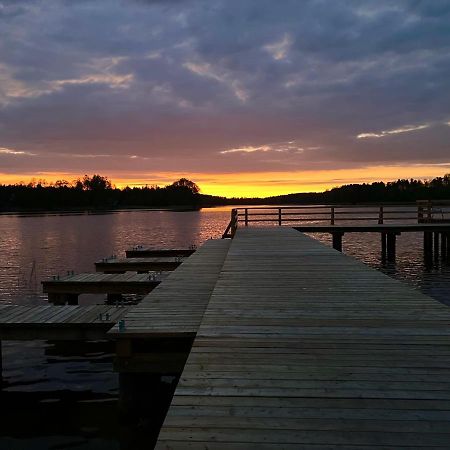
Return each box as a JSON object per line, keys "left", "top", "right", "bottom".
{"left": 0, "top": 207, "right": 449, "bottom": 449}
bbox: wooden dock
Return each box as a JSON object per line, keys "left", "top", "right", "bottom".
{"left": 42, "top": 272, "right": 169, "bottom": 304}
{"left": 0, "top": 304, "right": 131, "bottom": 340}
{"left": 95, "top": 256, "right": 184, "bottom": 273}
{"left": 294, "top": 223, "right": 450, "bottom": 260}
{"left": 109, "top": 239, "right": 231, "bottom": 373}
{"left": 125, "top": 247, "right": 195, "bottom": 258}
{"left": 155, "top": 227, "right": 450, "bottom": 449}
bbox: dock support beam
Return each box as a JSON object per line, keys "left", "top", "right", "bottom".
{"left": 332, "top": 232, "right": 343, "bottom": 252}
{"left": 381, "top": 232, "right": 387, "bottom": 260}
{"left": 386, "top": 232, "right": 397, "bottom": 262}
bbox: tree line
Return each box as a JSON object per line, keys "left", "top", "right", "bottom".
{"left": 0, "top": 175, "right": 203, "bottom": 211}
{"left": 263, "top": 174, "right": 450, "bottom": 204}
{"left": 1, "top": 173, "right": 449, "bottom": 211}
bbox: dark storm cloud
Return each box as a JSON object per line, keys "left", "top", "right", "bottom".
{"left": 0, "top": 0, "right": 449, "bottom": 175}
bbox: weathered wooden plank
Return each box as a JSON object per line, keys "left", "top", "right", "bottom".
{"left": 156, "top": 227, "right": 450, "bottom": 448}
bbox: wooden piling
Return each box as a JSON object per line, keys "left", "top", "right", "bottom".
{"left": 331, "top": 232, "right": 343, "bottom": 252}
{"left": 381, "top": 232, "right": 387, "bottom": 260}
{"left": 386, "top": 232, "right": 397, "bottom": 262}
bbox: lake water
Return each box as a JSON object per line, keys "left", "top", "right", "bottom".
{"left": 0, "top": 207, "right": 449, "bottom": 449}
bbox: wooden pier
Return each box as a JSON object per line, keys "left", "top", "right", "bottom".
{"left": 95, "top": 256, "right": 184, "bottom": 273}
{"left": 155, "top": 227, "right": 450, "bottom": 449}
{"left": 42, "top": 272, "right": 168, "bottom": 305}
{"left": 294, "top": 223, "right": 450, "bottom": 261}
{"left": 223, "top": 205, "right": 450, "bottom": 261}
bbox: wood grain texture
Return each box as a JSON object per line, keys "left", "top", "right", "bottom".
{"left": 156, "top": 227, "right": 450, "bottom": 449}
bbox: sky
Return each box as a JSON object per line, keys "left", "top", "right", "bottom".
{"left": 0, "top": 0, "right": 449, "bottom": 197}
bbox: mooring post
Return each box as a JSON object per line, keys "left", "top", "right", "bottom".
{"left": 386, "top": 232, "right": 397, "bottom": 262}
{"left": 330, "top": 207, "right": 335, "bottom": 225}
{"left": 332, "top": 232, "right": 343, "bottom": 252}
{"left": 381, "top": 232, "right": 387, "bottom": 260}
{"left": 278, "top": 208, "right": 282, "bottom": 226}
{"left": 244, "top": 208, "right": 249, "bottom": 226}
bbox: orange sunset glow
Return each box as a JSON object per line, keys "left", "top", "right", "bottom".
{"left": 2, "top": 164, "right": 450, "bottom": 198}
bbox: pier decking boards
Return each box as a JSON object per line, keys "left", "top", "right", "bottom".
{"left": 0, "top": 304, "right": 131, "bottom": 340}
{"left": 109, "top": 239, "right": 231, "bottom": 373}
{"left": 155, "top": 227, "right": 450, "bottom": 449}
{"left": 95, "top": 257, "right": 184, "bottom": 273}
{"left": 109, "top": 240, "right": 231, "bottom": 339}
{"left": 42, "top": 272, "right": 169, "bottom": 295}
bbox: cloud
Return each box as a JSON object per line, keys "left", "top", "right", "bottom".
{"left": 220, "top": 140, "right": 305, "bottom": 155}
{"left": 263, "top": 33, "right": 292, "bottom": 61}
{"left": 356, "top": 123, "right": 430, "bottom": 139}
{"left": 183, "top": 61, "right": 248, "bottom": 102}
{"left": 0, "top": 147, "right": 35, "bottom": 156}
{"left": 0, "top": 0, "right": 449, "bottom": 178}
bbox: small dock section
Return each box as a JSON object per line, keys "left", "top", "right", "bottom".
{"left": 157, "top": 227, "right": 450, "bottom": 448}
{"left": 125, "top": 247, "right": 195, "bottom": 258}
{"left": 95, "top": 256, "right": 184, "bottom": 273}
{"left": 0, "top": 304, "right": 131, "bottom": 341}
{"left": 42, "top": 272, "right": 169, "bottom": 305}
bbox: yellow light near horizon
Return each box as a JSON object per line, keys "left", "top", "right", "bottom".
{"left": 1, "top": 164, "right": 449, "bottom": 198}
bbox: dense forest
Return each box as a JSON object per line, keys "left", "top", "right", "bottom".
{"left": 264, "top": 174, "right": 450, "bottom": 205}
{"left": 0, "top": 175, "right": 205, "bottom": 211}
{"left": 0, "top": 174, "right": 450, "bottom": 211}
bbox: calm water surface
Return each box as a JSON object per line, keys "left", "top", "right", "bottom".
{"left": 0, "top": 207, "right": 449, "bottom": 449}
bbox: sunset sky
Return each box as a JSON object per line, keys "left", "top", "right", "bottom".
{"left": 0, "top": 0, "right": 449, "bottom": 197}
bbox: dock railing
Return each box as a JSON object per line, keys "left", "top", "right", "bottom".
{"left": 222, "top": 201, "right": 450, "bottom": 238}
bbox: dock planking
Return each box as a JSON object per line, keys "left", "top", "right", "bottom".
{"left": 95, "top": 256, "right": 185, "bottom": 273}
{"left": 0, "top": 304, "right": 131, "bottom": 340}
{"left": 42, "top": 272, "right": 169, "bottom": 295}
{"left": 110, "top": 239, "right": 230, "bottom": 339}
{"left": 109, "top": 239, "right": 231, "bottom": 373}
{"left": 156, "top": 227, "right": 450, "bottom": 449}
{"left": 125, "top": 247, "right": 195, "bottom": 258}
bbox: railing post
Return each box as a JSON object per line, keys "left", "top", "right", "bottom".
{"left": 378, "top": 206, "right": 384, "bottom": 225}
{"left": 427, "top": 201, "right": 432, "bottom": 222}
{"left": 278, "top": 208, "right": 282, "bottom": 226}
{"left": 244, "top": 208, "right": 249, "bottom": 226}
{"left": 331, "top": 207, "right": 335, "bottom": 225}
{"left": 418, "top": 205, "right": 423, "bottom": 223}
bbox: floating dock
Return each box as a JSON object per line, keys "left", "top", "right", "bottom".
{"left": 95, "top": 256, "right": 184, "bottom": 273}
{"left": 42, "top": 272, "right": 169, "bottom": 304}
{"left": 125, "top": 247, "right": 195, "bottom": 258}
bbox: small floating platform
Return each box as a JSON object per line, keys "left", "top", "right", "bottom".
{"left": 0, "top": 304, "right": 131, "bottom": 340}
{"left": 42, "top": 272, "right": 169, "bottom": 304}
{"left": 125, "top": 247, "right": 195, "bottom": 258}
{"left": 95, "top": 256, "right": 184, "bottom": 273}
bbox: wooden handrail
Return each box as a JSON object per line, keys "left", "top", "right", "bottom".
{"left": 224, "top": 202, "right": 450, "bottom": 234}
